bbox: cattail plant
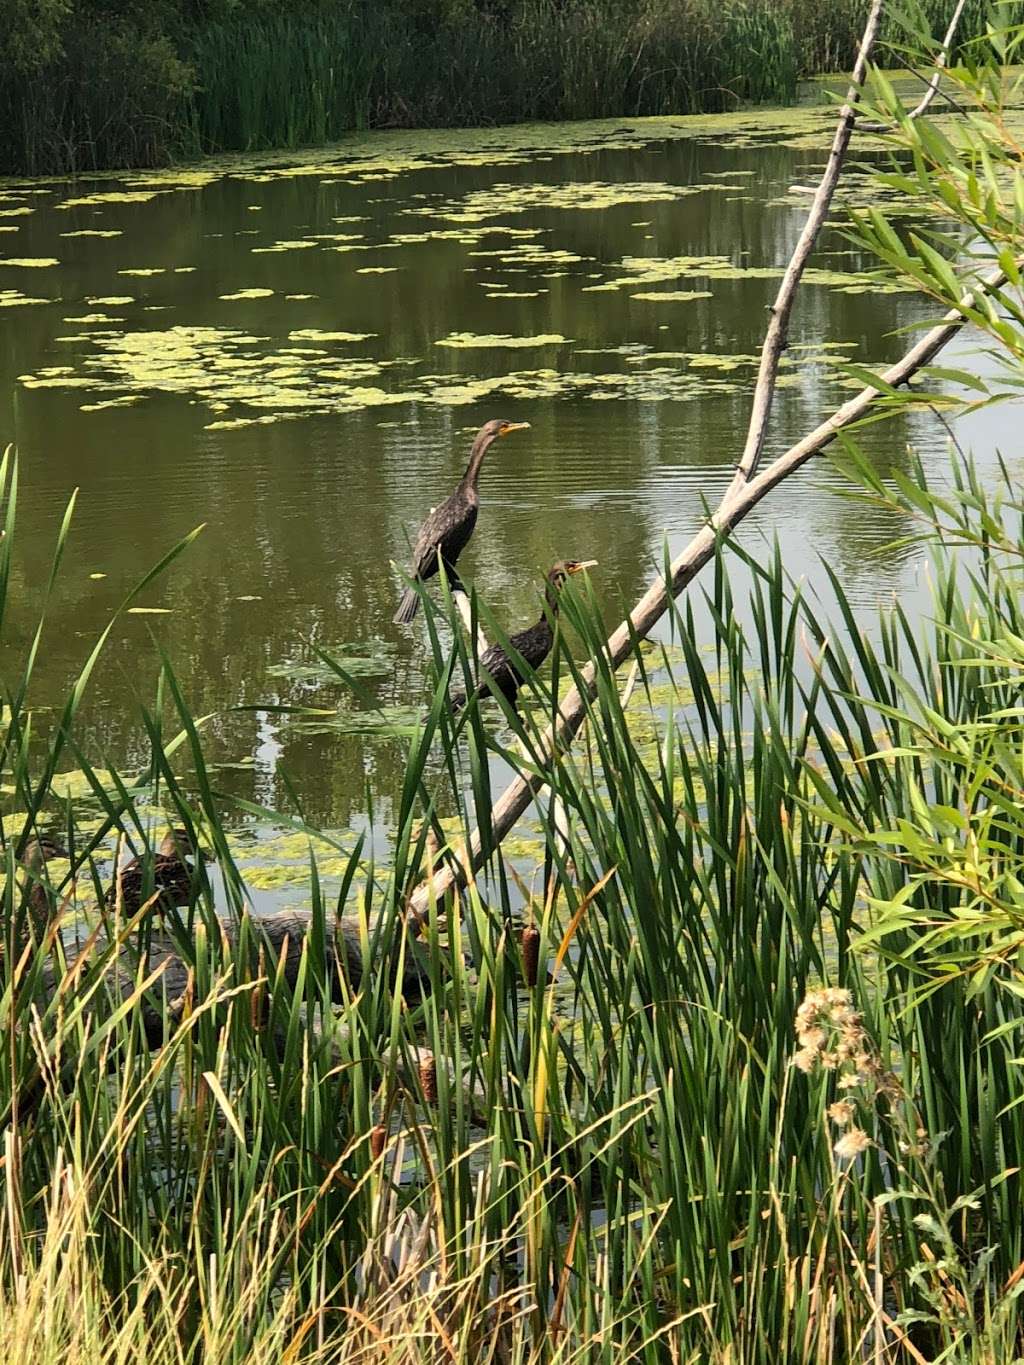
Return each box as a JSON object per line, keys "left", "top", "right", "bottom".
{"left": 418, "top": 1054, "right": 437, "bottom": 1104}
{"left": 520, "top": 923, "right": 541, "bottom": 988}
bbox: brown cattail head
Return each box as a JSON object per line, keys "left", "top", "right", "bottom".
{"left": 370, "top": 1124, "right": 387, "bottom": 1160}
{"left": 419, "top": 1054, "right": 438, "bottom": 1104}
{"left": 249, "top": 978, "right": 268, "bottom": 1033}
{"left": 521, "top": 923, "right": 541, "bottom": 988}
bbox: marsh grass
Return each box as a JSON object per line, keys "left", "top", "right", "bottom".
{"left": 5, "top": 19, "right": 1024, "bottom": 1362}
{"left": 3, "top": 426, "right": 1024, "bottom": 1359}
{"left": 4, "top": 0, "right": 1020, "bottom": 172}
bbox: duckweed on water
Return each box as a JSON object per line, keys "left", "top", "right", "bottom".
{"left": 630, "top": 289, "right": 714, "bottom": 302}
{"left": 251, "top": 238, "right": 331, "bottom": 253}
{"left": 435, "top": 332, "right": 571, "bottom": 349}
{"left": 801, "top": 266, "right": 915, "bottom": 295}
{"left": 219, "top": 286, "right": 274, "bottom": 299}
{"left": 0, "top": 290, "right": 49, "bottom": 306}
{"left": 268, "top": 641, "right": 396, "bottom": 685}
{"left": 288, "top": 328, "right": 375, "bottom": 342}
{"left": 289, "top": 703, "right": 424, "bottom": 737}
{"left": 407, "top": 179, "right": 724, "bottom": 222}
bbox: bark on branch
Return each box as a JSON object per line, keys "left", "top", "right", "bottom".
{"left": 863, "top": 0, "right": 969, "bottom": 132}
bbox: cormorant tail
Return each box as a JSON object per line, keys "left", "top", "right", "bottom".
{"left": 393, "top": 587, "right": 420, "bottom": 625}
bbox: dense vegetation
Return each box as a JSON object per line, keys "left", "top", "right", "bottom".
{"left": 3, "top": 14, "right": 1024, "bottom": 1364}
{"left": 0, "top": 0, "right": 1015, "bottom": 174}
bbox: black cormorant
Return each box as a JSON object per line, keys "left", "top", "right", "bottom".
{"left": 393, "top": 417, "right": 530, "bottom": 624}
{"left": 451, "top": 558, "right": 596, "bottom": 712}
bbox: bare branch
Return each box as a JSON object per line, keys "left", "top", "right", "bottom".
{"left": 452, "top": 588, "right": 490, "bottom": 658}
{"left": 907, "top": 0, "right": 969, "bottom": 121}
{"left": 864, "top": 0, "right": 969, "bottom": 132}
{"left": 408, "top": 263, "right": 1011, "bottom": 919}
{"left": 732, "top": 0, "right": 884, "bottom": 489}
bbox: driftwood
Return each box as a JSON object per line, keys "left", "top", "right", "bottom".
{"left": 407, "top": 0, "right": 1012, "bottom": 920}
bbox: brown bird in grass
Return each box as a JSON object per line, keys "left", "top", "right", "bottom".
{"left": 15, "top": 833, "right": 69, "bottom": 947}
{"left": 451, "top": 558, "right": 597, "bottom": 712}
{"left": 105, "top": 826, "right": 207, "bottom": 914}
{"left": 393, "top": 418, "right": 530, "bottom": 625}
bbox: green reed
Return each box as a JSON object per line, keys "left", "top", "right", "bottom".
{"left": 3, "top": 427, "right": 1024, "bottom": 1360}
{"left": 4, "top": 0, "right": 1019, "bottom": 173}
{"left": 4, "top": 18, "right": 1024, "bottom": 1361}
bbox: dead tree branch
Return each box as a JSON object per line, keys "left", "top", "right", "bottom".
{"left": 407, "top": 1, "right": 1003, "bottom": 919}
{"left": 408, "top": 263, "right": 1010, "bottom": 918}
{"left": 863, "top": 0, "right": 970, "bottom": 131}
{"left": 734, "top": 0, "right": 884, "bottom": 486}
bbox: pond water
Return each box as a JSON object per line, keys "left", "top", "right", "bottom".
{"left": 1, "top": 98, "right": 1015, "bottom": 901}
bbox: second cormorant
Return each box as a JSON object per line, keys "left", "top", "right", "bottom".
{"left": 451, "top": 559, "right": 596, "bottom": 712}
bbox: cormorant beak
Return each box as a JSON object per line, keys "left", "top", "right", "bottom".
{"left": 498, "top": 421, "right": 530, "bottom": 437}
{"left": 567, "top": 560, "right": 598, "bottom": 575}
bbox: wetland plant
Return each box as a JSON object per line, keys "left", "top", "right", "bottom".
{"left": 3, "top": 436, "right": 1024, "bottom": 1359}
{"left": 2, "top": 15, "right": 1024, "bottom": 1364}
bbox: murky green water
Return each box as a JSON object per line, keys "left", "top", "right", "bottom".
{"left": 1, "top": 100, "right": 1013, "bottom": 899}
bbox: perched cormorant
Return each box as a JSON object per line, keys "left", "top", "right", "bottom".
{"left": 451, "top": 559, "right": 596, "bottom": 712}
{"left": 106, "top": 825, "right": 206, "bottom": 914}
{"left": 393, "top": 418, "right": 530, "bottom": 625}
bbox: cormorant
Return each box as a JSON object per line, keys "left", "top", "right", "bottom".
{"left": 393, "top": 418, "right": 530, "bottom": 625}
{"left": 106, "top": 825, "right": 206, "bottom": 914}
{"left": 451, "top": 559, "right": 596, "bottom": 712}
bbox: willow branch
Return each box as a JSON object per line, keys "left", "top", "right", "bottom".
{"left": 732, "top": 0, "right": 884, "bottom": 488}
{"left": 408, "top": 263, "right": 1010, "bottom": 918}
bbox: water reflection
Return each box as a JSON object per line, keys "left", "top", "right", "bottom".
{"left": 1, "top": 113, "right": 1015, "bottom": 841}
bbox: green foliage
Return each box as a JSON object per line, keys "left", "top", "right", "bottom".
{"left": 3, "top": 11, "right": 1024, "bottom": 1364}
{"left": 3, "top": 0, "right": 1022, "bottom": 173}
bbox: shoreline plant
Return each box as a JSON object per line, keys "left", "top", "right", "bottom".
{"left": 1, "top": 0, "right": 1020, "bottom": 174}
{"left": 2, "top": 7, "right": 1024, "bottom": 1361}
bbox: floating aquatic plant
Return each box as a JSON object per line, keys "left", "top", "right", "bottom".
{"left": 434, "top": 332, "right": 570, "bottom": 349}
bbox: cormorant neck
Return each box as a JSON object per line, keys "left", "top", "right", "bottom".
{"left": 461, "top": 431, "right": 495, "bottom": 488}
{"left": 542, "top": 579, "right": 562, "bottom": 621}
